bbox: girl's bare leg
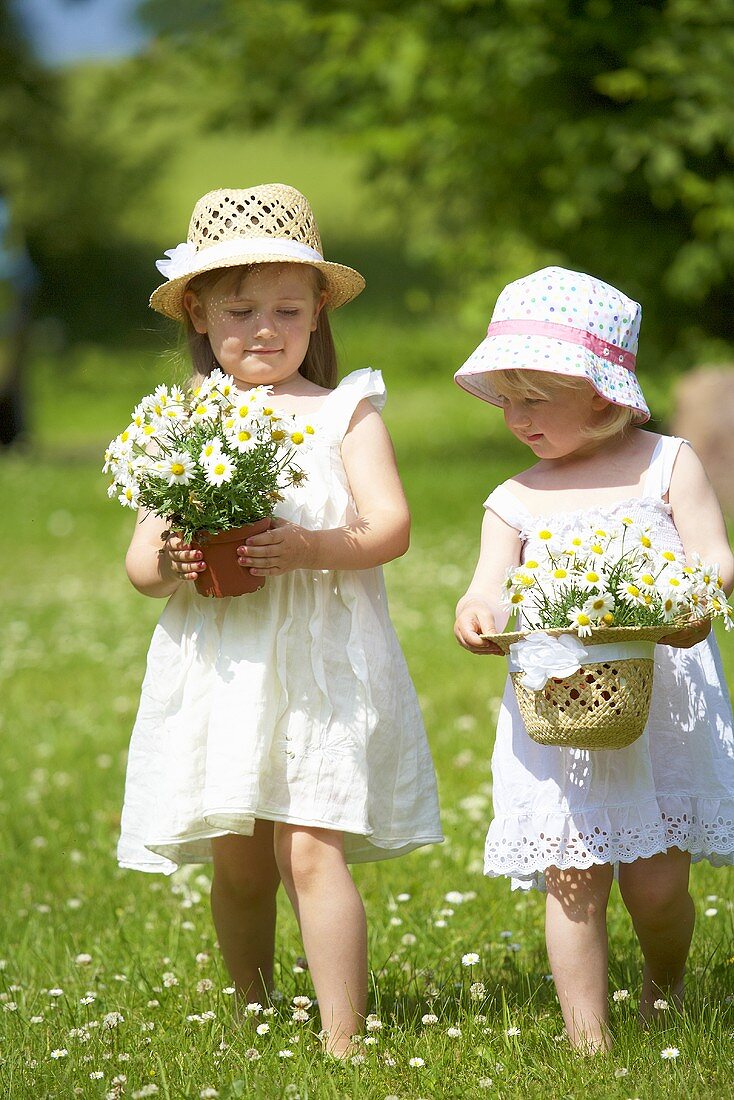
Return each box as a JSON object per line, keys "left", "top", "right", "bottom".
{"left": 274, "top": 824, "right": 367, "bottom": 1056}
{"left": 210, "top": 824, "right": 281, "bottom": 1003}
{"left": 545, "top": 863, "right": 615, "bottom": 1052}
{"left": 618, "top": 848, "right": 693, "bottom": 1021}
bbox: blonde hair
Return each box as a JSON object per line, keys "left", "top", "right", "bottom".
{"left": 490, "top": 369, "right": 638, "bottom": 442}
{"left": 181, "top": 263, "right": 338, "bottom": 389}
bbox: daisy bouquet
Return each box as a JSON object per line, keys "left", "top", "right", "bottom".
{"left": 502, "top": 519, "right": 733, "bottom": 637}
{"left": 103, "top": 369, "right": 314, "bottom": 542}
{"left": 490, "top": 520, "right": 733, "bottom": 750}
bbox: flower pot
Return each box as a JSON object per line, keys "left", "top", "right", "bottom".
{"left": 191, "top": 518, "right": 271, "bottom": 598}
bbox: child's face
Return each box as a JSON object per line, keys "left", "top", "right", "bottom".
{"left": 184, "top": 264, "right": 326, "bottom": 389}
{"left": 496, "top": 377, "right": 610, "bottom": 459}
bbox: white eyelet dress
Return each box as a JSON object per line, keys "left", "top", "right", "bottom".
{"left": 117, "top": 369, "right": 443, "bottom": 874}
{"left": 483, "top": 435, "right": 734, "bottom": 891}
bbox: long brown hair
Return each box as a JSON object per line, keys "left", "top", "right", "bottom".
{"left": 181, "top": 264, "right": 338, "bottom": 389}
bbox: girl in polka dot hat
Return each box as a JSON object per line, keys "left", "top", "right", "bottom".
{"left": 454, "top": 266, "right": 734, "bottom": 1051}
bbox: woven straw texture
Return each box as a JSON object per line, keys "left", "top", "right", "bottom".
{"left": 150, "top": 184, "right": 365, "bottom": 320}
{"left": 481, "top": 626, "right": 679, "bottom": 750}
{"left": 510, "top": 657, "right": 654, "bottom": 750}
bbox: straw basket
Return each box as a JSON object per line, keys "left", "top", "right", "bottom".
{"left": 482, "top": 626, "right": 679, "bottom": 750}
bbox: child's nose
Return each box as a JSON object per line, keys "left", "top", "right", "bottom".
{"left": 255, "top": 320, "right": 276, "bottom": 338}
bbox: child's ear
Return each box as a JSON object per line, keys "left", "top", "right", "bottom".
{"left": 590, "top": 391, "right": 610, "bottom": 412}
{"left": 310, "top": 291, "right": 328, "bottom": 332}
{"left": 183, "top": 290, "right": 208, "bottom": 334}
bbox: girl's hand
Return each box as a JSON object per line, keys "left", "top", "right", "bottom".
{"left": 658, "top": 617, "right": 712, "bottom": 649}
{"left": 237, "top": 518, "right": 315, "bottom": 576}
{"left": 164, "top": 533, "right": 206, "bottom": 582}
{"left": 454, "top": 597, "right": 504, "bottom": 655}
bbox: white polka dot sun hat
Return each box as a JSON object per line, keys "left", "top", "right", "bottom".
{"left": 150, "top": 184, "right": 365, "bottom": 320}
{"left": 454, "top": 266, "right": 650, "bottom": 422}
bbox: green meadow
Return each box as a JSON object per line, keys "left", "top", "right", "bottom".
{"left": 1, "top": 128, "right": 733, "bottom": 1099}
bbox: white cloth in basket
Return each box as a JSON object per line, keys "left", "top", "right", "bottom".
{"left": 117, "top": 369, "right": 443, "bottom": 874}
{"left": 483, "top": 435, "right": 734, "bottom": 891}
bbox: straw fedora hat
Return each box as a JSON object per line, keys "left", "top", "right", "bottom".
{"left": 150, "top": 184, "right": 365, "bottom": 320}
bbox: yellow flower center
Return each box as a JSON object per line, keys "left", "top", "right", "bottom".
{"left": 641, "top": 535, "right": 652, "bottom": 548}
{"left": 602, "top": 612, "right": 615, "bottom": 625}
{"left": 538, "top": 529, "right": 553, "bottom": 540}
{"left": 238, "top": 406, "right": 249, "bottom": 418}
{"left": 305, "top": 424, "right": 315, "bottom": 435}
{"left": 271, "top": 429, "right": 286, "bottom": 441}
{"left": 669, "top": 577, "right": 681, "bottom": 587}
{"left": 577, "top": 613, "right": 591, "bottom": 626}
{"left": 591, "top": 598, "right": 606, "bottom": 610}
{"left": 552, "top": 568, "right": 568, "bottom": 579}
{"left": 627, "top": 584, "right": 640, "bottom": 597}
{"left": 291, "top": 432, "right": 305, "bottom": 445}
{"left": 510, "top": 593, "right": 525, "bottom": 604}
{"left": 213, "top": 462, "right": 225, "bottom": 476}
{"left": 170, "top": 462, "right": 185, "bottom": 476}
{"left": 238, "top": 431, "right": 251, "bottom": 443}
{"left": 662, "top": 551, "right": 676, "bottom": 561}
{"left": 585, "top": 572, "right": 600, "bottom": 583}
{"left": 195, "top": 404, "right": 207, "bottom": 416}
{"left": 641, "top": 574, "right": 655, "bottom": 586}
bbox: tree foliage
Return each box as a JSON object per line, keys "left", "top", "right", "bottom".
{"left": 140, "top": 0, "right": 734, "bottom": 366}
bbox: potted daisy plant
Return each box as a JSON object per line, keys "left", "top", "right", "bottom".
{"left": 103, "top": 369, "right": 315, "bottom": 597}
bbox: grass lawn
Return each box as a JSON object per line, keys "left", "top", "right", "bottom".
{"left": 1, "top": 129, "right": 733, "bottom": 1099}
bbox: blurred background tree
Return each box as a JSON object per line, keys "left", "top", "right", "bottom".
{"left": 137, "top": 0, "right": 734, "bottom": 371}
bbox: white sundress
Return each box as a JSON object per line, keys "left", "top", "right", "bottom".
{"left": 484, "top": 435, "right": 734, "bottom": 891}
{"left": 117, "top": 368, "right": 444, "bottom": 875}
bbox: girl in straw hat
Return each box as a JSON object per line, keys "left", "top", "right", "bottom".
{"left": 120, "top": 184, "right": 443, "bottom": 1054}
{"left": 453, "top": 266, "right": 734, "bottom": 1052}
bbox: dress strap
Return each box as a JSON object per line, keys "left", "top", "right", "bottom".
{"left": 643, "top": 435, "right": 688, "bottom": 499}
{"left": 317, "top": 368, "right": 386, "bottom": 442}
{"left": 483, "top": 483, "right": 532, "bottom": 532}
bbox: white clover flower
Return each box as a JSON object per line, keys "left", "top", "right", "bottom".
{"left": 614, "top": 1067, "right": 629, "bottom": 1078}
{"left": 350, "top": 1053, "right": 366, "bottom": 1065}
{"left": 470, "top": 981, "right": 486, "bottom": 1001}
{"left": 612, "top": 989, "right": 630, "bottom": 1002}
{"left": 292, "top": 995, "right": 312, "bottom": 1008}
{"left": 244, "top": 1048, "right": 260, "bottom": 1060}
{"left": 447, "top": 1026, "right": 462, "bottom": 1038}
{"left": 421, "top": 1013, "right": 438, "bottom": 1026}
{"left": 478, "top": 1080, "right": 493, "bottom": 1090}
{"left": 291, "top": 1009, "right": 309, "bottom": 1023}
{"left": 102, "top": 1011, "right": 125, "bottom": 1029}
{"left": 397, "top": 892, "right": 411, "bottom": 902}
{"left": 262, "top": 1006, "right": 276, "bottom": 1016}
{"left": 74, "top": 953, "right": 93, "bottom": 966}
{"left": 131, "top": 1086, "right": 159, "bottom": 1099}
{"left": 199, "top": 1090, "right": 219, "bottom": 1099}
{"left": 705, "top": 907, "right": 718, "bottom": 916}
{"left": 409, "top": 1056, "right": 425, "bottom": 1067}
{"left": 653, "top": 998, "right": 669, "bottom": 1011}
{"left": 196, "top": 978, "right": 214, "bottom": 993}
{"left": 278, "top": 1049, "right": 294, "bottom": 1059}
{"left": 660, "top": 1047, "right": 680, "bottom": 1060}
{"left": 461, "top": 952, "right": 480, "bottom": 967}
{"left": 364, "top": 1035, "right": 378, "bottom": 1046}
{"left": 90, "top": 1072, "right": 105, "bottom": 1081}
{"left": 162, "top": 972, "right": 178, "bottom": 987}
{"left": 30, "top": 1015, "right": 44, "bottom": 1024}
{"left": 48, "top": 988, "right": 64, "bottom": 998}
{"left": 365, "top": 1015, "right": 383, "bottom": 1031}
{"left": 245, "top": 1002, "right": 262, "bottom": 1015}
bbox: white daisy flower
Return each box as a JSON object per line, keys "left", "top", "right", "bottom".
{"left": 409, "top": 1056, "right": 425, "bottom": 1067}
{"left": 204, "top": 456, "right": 234, "bottom": 486}
{"left": 567, "top": 606, "right": 594, "bottom": 637}
{"left": 461, "top": 952, "right": 480, "bottom": 966}
{"left": 190, "top": 399, "right": 218, "bottom": 424}
{"left": 162, "top": 452, "right": 195, "bottom": 485}
{"left": 117, "top": 483, "right": 139, "bottom": 509}
{"left": 529, "top": 523, "right": 560, "bottom": 550}
{"left": 616, "top": 580, "right": 646, "bottom": 606}
{"left": 575, "top": 567, "right": 607, "bottom": 592}
{"left": 660, "top": 1047, "right": 680, "bottom": 1060}
{"left": 226, "top": 426, "right": 259, "bottom": 454}
{"left": 199, "top": 438, "right": 224, "bottom": 465}
{"left": 582, "top": 592, "right": 615, "bottom": 620}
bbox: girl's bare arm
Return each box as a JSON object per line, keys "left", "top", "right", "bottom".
{"left": 240, "top": 400, "right": 411, "bottom": 575}
{"left": 454, "top": 509, "right": 522, "bottom": 654}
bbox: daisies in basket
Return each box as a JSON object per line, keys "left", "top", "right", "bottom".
{"left": 103, "top": 370, "right": 314, "bottom": 541}
{"left": 502, "top": 518, "right": 733, "bottom": 638}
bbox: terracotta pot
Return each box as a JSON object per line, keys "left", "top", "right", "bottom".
{"left": 191, "top": 518, "right": 271, "bottom": 598}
